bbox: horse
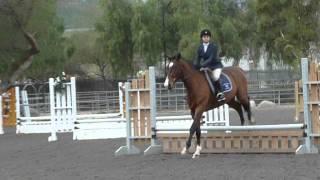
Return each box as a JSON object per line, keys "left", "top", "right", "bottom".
{"left": 163, "top": 53, "right": 255, "bottom": 158}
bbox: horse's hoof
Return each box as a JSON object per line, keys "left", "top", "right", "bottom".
{"left": 192, "top": 145, "right": 202, "bottom": 159}
{"left": 250, "top": 118, "right": 256, "bottom": 125}
{"left": 181, "top": 147, "right": 188, "bottom": 155}
{"left": 192, "top": 153, "right": 200, "bottom": 159}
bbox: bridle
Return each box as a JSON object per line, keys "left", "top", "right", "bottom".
{"left": 167, "top": 60, "right": 192, "bottom": 82}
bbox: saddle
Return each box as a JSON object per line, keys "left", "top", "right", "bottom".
{"left": 200, "top": 68, "right": 232, "bottom": 95}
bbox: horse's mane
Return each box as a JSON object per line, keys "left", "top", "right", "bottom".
{"left": 178, "top": 58, "right": 195, "bottom": 71}
{"left": 178, "top": 58, "right": 203, "bottom": 77}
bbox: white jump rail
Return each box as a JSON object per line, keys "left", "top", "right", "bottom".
{"left": 156, "top": 104, "right": 229, "bottom": 126}
{"left": 156, "top": 123, "right": 304, "bottom": 132}
{"left": 72, "top": 82, "right": 126, "bottom": 140}
{"left": 73, "top": 114, "right": 126, "bottom": 140}
{"left": 15, "top": 85, "right": 52, "bottom": 134}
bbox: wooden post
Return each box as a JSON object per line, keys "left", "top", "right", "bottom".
{"left": 3, "top": 87, "right": 16, "bottom": 127}
{"left": 130, "top": 70, "right": 151, "bottom": 138}
{"left": 115, "top": 68, "right": 157, "bottom": 156}
{"left": 309, "top": 61, "right": 320, "bottom": 145}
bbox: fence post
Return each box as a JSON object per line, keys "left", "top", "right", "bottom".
{"left": 144, "top": 67, "right": 162, "bottom": 155}
{"left": 118, "top": 82, "right": 124, "bottom": 118}
{"left": 278, "top": 90, "right": 280, "bottom": 105}
{"left": 70, "top": 77, "right": 77, "bottom": 139}
{"left": 296, "top": 58, "right": 318, "bottom": 154}
{"left": 15, "top": 86, "right": 21, "bottom": 133}
{"left": 48, "top": 78, "right": 57, "bottom": 142}
{"left": 0, "top": 96, "right": 3, "bottom": 134}
{"left": 114, "top": 82, "right": 141, "bottom": 156}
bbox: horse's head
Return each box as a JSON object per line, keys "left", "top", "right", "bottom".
{"left": 164, "top": 53, "right": 184, "bottom": 90}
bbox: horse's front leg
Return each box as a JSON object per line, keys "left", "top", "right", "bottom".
{"left": 181, "top": 121, "right": 196, "bottom": 155}
{"left": 192, "top": 122, "right": 202, "bottom": 158}
{"left": 191, "top": 109, "right": 205, "bottom": 125}
{"left": 181, "top": 111, "right": 203, "bottom": 157}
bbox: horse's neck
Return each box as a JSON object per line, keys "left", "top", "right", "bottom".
{"left": 180, "top": 63, "right": 204, "bottom": 96}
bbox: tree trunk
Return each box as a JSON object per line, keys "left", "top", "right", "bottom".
{"left": 7, "top": 31, "right": 39, "bottom": 88}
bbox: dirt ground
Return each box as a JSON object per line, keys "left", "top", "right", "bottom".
{"left": 1, "top": 105, "right": 320, "bottom": 180}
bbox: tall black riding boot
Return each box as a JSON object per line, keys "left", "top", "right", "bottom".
{"left": 214, "top": 79, "right": 225, "bottom": 101}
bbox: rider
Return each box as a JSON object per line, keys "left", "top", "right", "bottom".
{"left": 193, "top": 29, "right": 225, "bottom": 101}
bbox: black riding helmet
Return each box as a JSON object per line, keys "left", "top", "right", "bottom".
{"left": 200, "top": 29, "right": 211, "bottom": 38}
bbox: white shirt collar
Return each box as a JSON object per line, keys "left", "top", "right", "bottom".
{"left": 203, "top": 42, "right": 209, "bottom": 52}
{"left": 203, "top": 42, "right": 209, "bottom": 46}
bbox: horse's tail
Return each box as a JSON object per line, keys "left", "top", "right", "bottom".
{"left": 238, "top": 67, "right": 248, "bottom": 80}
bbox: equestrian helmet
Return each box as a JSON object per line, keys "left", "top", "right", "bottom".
{"left": 200, "top": 29, "right": 211, "bottom": 38}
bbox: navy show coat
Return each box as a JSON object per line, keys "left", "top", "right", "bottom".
{"left": 193, "top": 42, "right": 223, "bottom": 70}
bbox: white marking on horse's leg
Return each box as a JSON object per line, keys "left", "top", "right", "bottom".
{"left": 164, "top": 76, "right": 169, "bottom": 88}
{"left": 249, "top": 102, "right": 256, "bottom": 125}
{"left": 250, "top": 116, "right": 256, "bottom": 125}
{"left": 192, "top": 145, "right": 202, "bottom": 159}
{"left": 181, "top": 146, "right": 188, "bottom": 155}
{"left": 235, "top": 96, "right": 240, "bottom": 103}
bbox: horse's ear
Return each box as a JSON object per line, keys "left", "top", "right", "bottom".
{"left": 166, "top": 55, "right": 173, "bottom": 62}
{"left": 176, "top": 52, "right": 181, "bottom": 60}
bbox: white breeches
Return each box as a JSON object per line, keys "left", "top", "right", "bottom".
{"left": 211, "top": 68, "right": 222, "bottom": 81}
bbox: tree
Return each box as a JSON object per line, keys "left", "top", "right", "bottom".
{"left": 256, "top": 0, "right": 320, "bottom": 67}
{"left": 96, "top": 0, "right": 134, "bottom": 79}
{"left": 169, "top": 0, "right": 249, "bottom": 66}
{"left": 205, "top": 0, "right": 245, "bottom": 66}
{"left": 171, "top": 0, "right": 203, "bottom": 61}
{"left": 0, "top": 0, "right": 40, "bottom": 85}
{"left": 131, "top": 0, "right": 162, "bottom": 67}
{"left": 57, "top": 0, "right": 101, "bottom": 29}
{"left": 67, "top": 31, "right": 111, "bottom": 81}
{"left": 0, "top": 0, "right": 71, "bottom": 89}
{"left": 240, "top": 0, "right": 261, "bottom": 68}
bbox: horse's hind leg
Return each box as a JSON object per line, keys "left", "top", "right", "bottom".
{"left": 192, "top": 125, "right": 202, "bottom": 159}
{"left": 240, "top": 96, "right": 255, "bottom": 125}
{"left": 228, "top": 100, "right": 245, "bottom": 125}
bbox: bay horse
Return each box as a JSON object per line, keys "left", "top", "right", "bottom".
{"left": 164, "top": 53, "right": 255, "bottom": 158}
